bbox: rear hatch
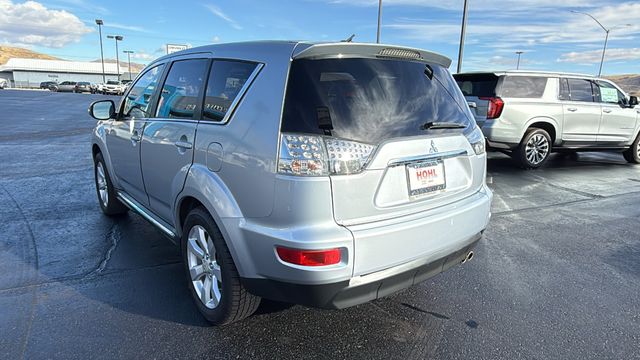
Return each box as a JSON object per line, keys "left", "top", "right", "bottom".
{"left": 453, "top": 73, "right": 500, "bottom": 127}
{"left": 281, "top": 50, "right": 484, "bottom": 275}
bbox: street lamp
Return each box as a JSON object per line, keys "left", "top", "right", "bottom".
{"left": 123, "top": 50, "right": 134, "bottom": 81}
{"left": 107, "top": 35, "right": 124, "bottom": 81}
{"left": 516, "top": 51, "right": 524, "bottom": 70}
{"left": 571, "top": 10, "right": 631, "bottom": 77}
{"left": 376, "top": 0, "right": 382, "bottom": 44}
{"left": 95, "top": 19, "right": 105, "bottom": 83}
{"left": 456, "top": 0, "right": 469, "bottom": 73}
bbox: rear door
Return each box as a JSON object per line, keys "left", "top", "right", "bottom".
{"left": 282, "top": 57, "right": 483, "bottom": 275}
{"left": 453, "top": 73, "right": 499, "bottom": 127}
{"left": 106, "top": 64, "right": 165, "bottom": 204}
{"left": 140, "top": 57, "right": 209, "bottom": 222}
{"left": 559, "top": 78, "right": 601, "bottom": 143}
{"left": 594, "top": 80, "right": 638, "bottom": 144}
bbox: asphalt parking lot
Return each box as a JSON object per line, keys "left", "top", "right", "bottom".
{"left": 1, "top": 89, "right": 639, "bottom": 359}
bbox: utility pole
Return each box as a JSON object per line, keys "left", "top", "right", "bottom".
{"left": 123, "top": 50, "right": 134, "bottom": 81}
{"left": 456, "top": 0, "right": 469, "bottom": 73}
{"left": 516, "top": 51, "right": 524, "bottom": 70}
{"left": 107, "top": 35, "right": 123, "bottom": 81}
{"left": 95, "top": 19, "right": 105, "bottom": 83}
{"left": 376, "top": 0, "right": 382, "bottom": 43}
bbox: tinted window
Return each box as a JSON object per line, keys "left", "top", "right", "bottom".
{"left": 500, "top": 76, "right": 547, "bottom": 98}
{"left": 156, "top": 59, "right": 208, "bottom": 119}
{"left": 203, "top": 61, "right": 258, "bottom": 122}
{"left": 567, "top": 78, "right": 595, "bottom": 102}
{"left": 453, "top": 73, "right": 498, "bottom": 97}
{"left": 559, "top": 78, "right": 570, "bottom": 101}
{"left": 122, "top": 64, "right": 164, "bottom": 119}
{"left": 282, "top": 58, "right": 474, "bottom": 144}
{"left": 596, "top": 81, "right": 625, "bottom": 104}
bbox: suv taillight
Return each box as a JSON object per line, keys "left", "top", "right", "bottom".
{"left": 277, "top": 133, "right": 376, "bottom": 176}
{"left": 479, "top": 97, "right": 504, "bottom": 119}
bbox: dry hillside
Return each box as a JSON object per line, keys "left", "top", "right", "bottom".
{"left": 0, "top": 45, "right": 60, "bottom": 65}
{"left": 605, "top": 75, "right": 640, "bottom": 97}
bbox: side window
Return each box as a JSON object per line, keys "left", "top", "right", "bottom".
{"left": 567, "top": 78, "right": 595, "bottom": 102}
{"left": 203, "top": 61, "right": 258, "bottom": 122}
{"left": 156, "top": 59, "right": 209, "bottom": 119}
{"left": 122, "top": 64, "right": 165, "bottom": 119}
{"left": 596, "top": 81, "right": 625, "bottom": 105}
{"left": 559, "top": 78, "right": 570, "bottom": 101}
{"left": 500, "top": 76, "right": 547, "bottom": 98}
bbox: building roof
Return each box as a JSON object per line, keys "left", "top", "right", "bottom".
{"left": 0, "top": 58, "right": 128, "bottom": 75}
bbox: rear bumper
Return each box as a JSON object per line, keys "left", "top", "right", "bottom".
{"left": 243, "top": 234, "right": 480, "bottom": 309}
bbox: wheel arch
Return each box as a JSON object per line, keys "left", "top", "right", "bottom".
{"left": 522, "top": 117, "right": 559, "bottom": 145}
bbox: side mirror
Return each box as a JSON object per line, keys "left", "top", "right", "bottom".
{"left": 628, "top": 96, "right": 638, "bottom": 108}
{"left": 88, "top": 100, "right": 115, "bottom": 120}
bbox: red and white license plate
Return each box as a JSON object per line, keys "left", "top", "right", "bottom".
{"left": 406, "top": 160, "right": 446, "bottom": 197}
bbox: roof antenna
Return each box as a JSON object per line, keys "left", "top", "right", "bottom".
{"left": 342, "top": 34, "right": 355, "bottom": 43}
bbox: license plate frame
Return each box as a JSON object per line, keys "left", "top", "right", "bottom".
{"left": 406, "top": 159, "right": 446, "bottom": 197}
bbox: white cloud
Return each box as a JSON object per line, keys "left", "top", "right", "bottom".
{"left": 0, "top": 0, "right": 92, "bottom": 48}
{"left": 131, "top": 51, "right": 155, "bottom": 61}
{"left": 105, "top": 23, "right": 152, "bottom": 34}
{"left": 204, "top": 4, "right": 243, "bottom": 30}
{"left": 559, "top": 48, "right": 640, "bottom": 63}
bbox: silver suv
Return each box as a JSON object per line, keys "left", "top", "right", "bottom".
{"left": 88, "top": 41, "right": 492, "bottom": 324}
{"left": 454, "top": 71, "right": 640, "bottom": 168}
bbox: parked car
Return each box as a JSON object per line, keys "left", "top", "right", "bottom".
{"left": 0, "top": 78, "right": 7, "bottom": 89}
{"left": 52, "top": 81, "right": 78, "bottom": 92}
{"left": 75, "top": 82, "right": 92, "bottom": 93}
{"left": 102, "top": 80, "right": 125, "bottom": 95}
{"left": 40, "top": 81, "right": 57, "bottom": 90}
{"left": 454, "top": 71, "right": 640, "bottom": 168}
{"left": 88, "top": 41, "right": 492, "bottom": 325}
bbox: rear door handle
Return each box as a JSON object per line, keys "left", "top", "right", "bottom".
{"left": 602, "top": 108, "right": 612, "bottom": 113}
{"left": 567, "top": 107, "right": 578, "bottom": 112}
{"left": 467, "top": 101, "right": 477, "bottom": 109}
{"left": 175, "top": 141, "right": 193, "bottom": 149}
{"left": 130, "top": 134, "right": 141, "bottom": 142}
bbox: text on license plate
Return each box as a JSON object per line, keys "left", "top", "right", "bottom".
{"left": 406, "top": 160, "right": 446, "bottom": 196}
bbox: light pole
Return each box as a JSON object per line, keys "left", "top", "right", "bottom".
{"left": 516, "top": 51, "right": 524, "bottom": 70}
{"left": 571, "top": 10, "right": 631, "bottom": 77}
{"left": 376, "top": 0, "right": 382, "bottom": 43}
{"left": 107, "top": 35, "right": 123, "bottom": 81}
{"left": 457, "top": 0, "right": 469, "bottom": 73}
{"left": 123, "top": 50, "right": 134, "bottom": 81}
{"left": 95, "top": 19, "right": 105, "bottom": 83}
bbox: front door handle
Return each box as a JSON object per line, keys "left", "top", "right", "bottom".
{"left": 567, "top": 107, "right": 578, "bottom": 112}
{"left": 130, "top": 134, "right": 141, "bottom": 142}
{"left": 175, "top": 141, "right": 193, "bottom": 150}
{"left": 602, "top": 108, "right": 612, "bottom": 114}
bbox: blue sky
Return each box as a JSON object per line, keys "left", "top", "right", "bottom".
{"left": 1, "top": 0, "right": 639, "bottom": 75}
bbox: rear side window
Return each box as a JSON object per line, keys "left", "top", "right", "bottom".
{"left": 282, "top": 58, "right": 474, "bottom": 144}
{"left": 122, "top": 64, "right": 164, "bottom": 119}
{"left": 203, "top": 61, "right": 258, "bottom": 122}
{"left": 156, "top": 59, "right": 209, "bottom": 119}
{"left": 566, "top": 78, "right": 595, "bottom": 102}
{"left": 454, "top": 73, "right": 498, "bottom": 97}
{"left": 500, "top": 76, "right": 547, "bottom": 98}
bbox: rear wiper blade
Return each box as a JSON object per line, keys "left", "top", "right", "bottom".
{"left": 420, "top": 121, "right": 466, "bottom": 130}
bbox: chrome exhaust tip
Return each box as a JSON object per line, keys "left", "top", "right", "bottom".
{"left": 461, "top": 251, "right": 474, "bottom": 264}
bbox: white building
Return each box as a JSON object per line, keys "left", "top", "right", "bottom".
{"left": 0, "top": 58, "right": 129, "bottom": 88}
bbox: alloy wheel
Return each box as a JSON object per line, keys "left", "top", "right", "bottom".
{"left": 96, "top": 162, "right": 108, "bottom": 207}
{"left": 187, "top": 225, "right": 222, "bottom": 309}
{"left": 525, "top": 134, "right": 549, "bottom": 165}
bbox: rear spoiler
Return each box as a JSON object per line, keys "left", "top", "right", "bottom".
{"left": 292, "top": 42, "right": 452, "bottom": 68}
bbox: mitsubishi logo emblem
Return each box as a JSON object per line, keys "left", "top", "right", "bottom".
{"left": 429, "top": 140, "right": 438, "bottom": 154}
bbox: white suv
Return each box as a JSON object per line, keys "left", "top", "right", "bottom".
{"left": 454, "top": 71, "right": 640, "bottom": 168}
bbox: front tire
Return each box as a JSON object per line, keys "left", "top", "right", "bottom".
{"left": 94, "top": 153, "right": 128, "bottom": 216}
{"left": 513, "top": 128, "right": 552, "bottom": 169}
{"left": 182, "top": 207, "right": 261, "bottom": 325}
{"left": 623, "top": 133, "right": 640, "bottom": 164}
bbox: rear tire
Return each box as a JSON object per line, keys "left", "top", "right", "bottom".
{"left": 512, "top": 128, "right": 552, "bottom": 169}
{"left": 623, "top": 133, "right": 640, "bottom": 164}
{"left": 182, "top": 207, "right": 261, "bottom": 325}
{"left": 94, "top": 153, "right": 128, "bottom": 216}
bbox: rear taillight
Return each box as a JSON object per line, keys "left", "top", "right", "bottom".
{"left": 278, "top": 133, "right": 375, "bottom": 176}
{"left": 479, "top": 97, "right": 504, "bottom": 119}
{"left": 276, "top": 247, "right": 342, "bottom": 266}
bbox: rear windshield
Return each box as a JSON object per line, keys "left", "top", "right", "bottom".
{"left": 500, "top": 76, "right": 547, "bottom": 98}
{"left": 454, "top": 73, "right": 498, "bottom": 97}
{"left": 282, "top": 58, "right": 473, "bottom": 144}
